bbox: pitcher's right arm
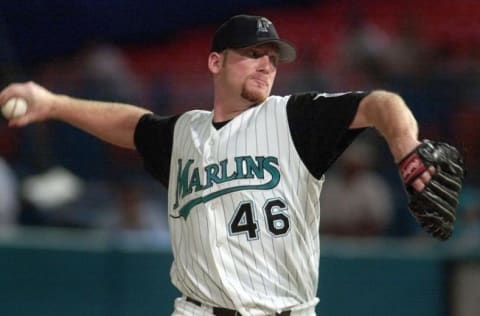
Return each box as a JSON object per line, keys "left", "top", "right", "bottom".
{"left": 0, "top": 81, "right": 151, "bottom": 149}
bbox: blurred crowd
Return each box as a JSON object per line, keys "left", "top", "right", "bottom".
{"left": 0, "top": 3, "right": 479, "bottom": 247}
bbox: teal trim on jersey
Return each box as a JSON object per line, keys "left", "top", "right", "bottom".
{"left": 177, "top": 180, "right": 279, "bottom": 219}
{"left": 172, "top": 156, "right": 280, "bottom": 219}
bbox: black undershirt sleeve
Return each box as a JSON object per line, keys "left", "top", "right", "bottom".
{"left": 287, "top": 91, "right": 369, "bottom": 179}
{"left": 134, "top": 113, "right": 180, "bottom": 187}
{"left": 135, "top": 92, "right": 367, "bottom": 185}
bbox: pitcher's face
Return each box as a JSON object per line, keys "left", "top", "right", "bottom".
{"left": 219, "top": 44, "right": 279, "bottom": 103}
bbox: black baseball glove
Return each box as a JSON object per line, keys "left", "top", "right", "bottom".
{"left": 398, "top": 139, "right": 465, "bottom": 240}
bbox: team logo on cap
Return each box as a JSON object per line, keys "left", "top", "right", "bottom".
{"left": 257, "top": 17, "right": 272, "bottom": 34}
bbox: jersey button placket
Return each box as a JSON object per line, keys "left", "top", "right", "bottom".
{"left": 211, "top": 200, "right": 220, "bottom": 209}
{"left": 205, "top": 136, "right": 219, "bottom": 212}
{"left": 204, "top": 136, "right": 217, "bottom": 164}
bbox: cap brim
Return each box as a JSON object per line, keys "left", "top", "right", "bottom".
{"left": 239, "top": 39, "right": 296, "bottom": 63}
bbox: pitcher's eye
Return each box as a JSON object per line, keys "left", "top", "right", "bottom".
{"left": 269, "top": 55, "right": 279, "bottom": 67}
{"left": 246, "top": 49, "right": 261, "bottom": 59}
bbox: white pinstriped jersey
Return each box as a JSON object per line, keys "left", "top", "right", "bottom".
{"left": 134, "top": 91, "right": 366, "bottom": 315}
{"left": 168, "top": 95, "right": 323, "bottom": 315}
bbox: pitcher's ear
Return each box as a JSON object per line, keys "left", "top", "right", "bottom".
{"left": 208, "top": 52, "right": 223, "bottom": 74}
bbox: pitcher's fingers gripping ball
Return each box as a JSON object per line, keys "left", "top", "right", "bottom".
{"left": 399, "top": 139, "right": 466, "bottom": 240}
{"left": 2, "top": 97, "right": 28, "bottom": 119}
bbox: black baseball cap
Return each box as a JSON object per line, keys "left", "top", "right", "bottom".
{"left": 211, "top": 14, "right": 297, "bottom": 63}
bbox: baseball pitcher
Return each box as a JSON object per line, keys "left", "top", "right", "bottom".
{"left": 0, "top": 14, "right": 465, "bottom": 316}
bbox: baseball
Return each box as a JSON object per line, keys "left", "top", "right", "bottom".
{"left": 2, "top": 97, "right": 28, "bottom": 119}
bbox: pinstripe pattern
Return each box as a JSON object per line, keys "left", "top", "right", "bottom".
{"left": 168, "top": 95, "right": 322, "bottom": 315}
